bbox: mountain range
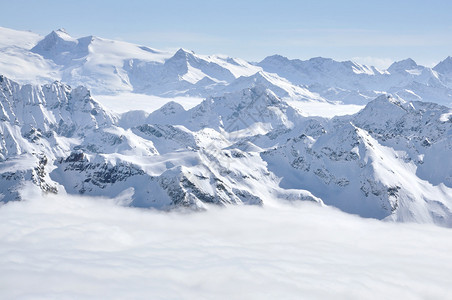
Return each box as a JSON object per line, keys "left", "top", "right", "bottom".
{"left": 1, "top": 27, "right": 452, "bottom": 106}
{"left": 0, "top": 26, "right": 451, "bottom": 226}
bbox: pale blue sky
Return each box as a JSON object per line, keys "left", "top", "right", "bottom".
{"left": 1, "top": 0, "right": 451, "bottom": 68}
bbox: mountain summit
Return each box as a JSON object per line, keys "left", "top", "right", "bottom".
{"left": 1, "top": 75, "right": 451, "bottom": 226}
{"left": 0, "top": 27, "right": 451, "bottom": 105}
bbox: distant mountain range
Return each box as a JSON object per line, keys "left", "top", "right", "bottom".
{"left": 1, "top": 27, "right": 452, "bottom": 106}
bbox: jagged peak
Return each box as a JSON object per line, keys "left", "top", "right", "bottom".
{"left": 249, "top": 84, "right": 277, "bottom": 95}
{"left": 362, "top": 94, "right": 408, "bottom": 112}
{"left": 164, "top": 48, "right": 197, "bottom": 67}
{"left": 234, "top": 70, "right": 278, "bottom": 82}
{"left": 245, "top": 70, "right": 268, "bottom": 79}
{"left": 438, "top": 56, "right": 452, "bottom": 63}
{"left": 46, "top": 28, "right": 75, "bottom": 42}
{"left": 228, "top": 85, "right": 281, "bottom": 103}
{"left": 388, "top": 58, "right": 418, "bottom": 72}
{"left": 174, "top": 48, "right": 195, "bottom": 57}
{"left": 38, "top": 29, "right": 97, "bottom": 47}
{"left": 373, "top": 94, "right": 393, "bottom": 102}
{"left": 145, "top": 101, "right": 186, "bottom": 125}
{"left": 55, "top": 28, "right": 68, "bottom": 34}
{"left": 31, "top": 28, "right": 77, "bottom": 53}
{"left": 157, "top": 100, "right": 185, "bottom": 113}
{"left": 433, "top": 56, "right": 452, "bottom": 73}
{"left": 0, "top": 77, "right": 116, "bottom": 132}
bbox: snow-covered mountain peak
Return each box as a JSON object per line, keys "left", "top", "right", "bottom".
{"left": 250, "top": 54, "right": 382, "bottom": 80}
{"left": 30, "top": 29, "right": 90, "bottom": 65}
{"left": 173, "top": 48, "right": 195, "bottom": 57}
{"left": 0, "top": 75, "right": 116, "bottom": 135}
{"left": 234, "top": 84, "right": 280, "bottom": 102}
{"left": 145, "top": 85, "right": 300, "bottom": 132}
{"left": 224, "top": 71, "right": 327, "bottom": 102}
{"left": 53, "top": 28, "right": 71, "bottom": 38}
{"left": 373, "top": 94, "right": 404, "bottom": 105}
{"left": 150, "top": 47, "right": 263, "bottom": 90}
{"left": 305, "top": 57, "right": 380, "bottom": 75}
{"left": 354, "top": 94, "right": 406, "bottom": 120}
{"left": 159, "top": 100, "right": 186, "bottom": 113}
{"left": 259, "top": 54, "right": 291, "bottom": 65}
{"left": 433, "top": 56, "right": 452, "bottom": 75}
{"left": 32, "top": 29, "right": 77, "bottom": 51}
{"left": 257, "top": 55, "right": 381, "bottom": 86}
{"left": 185, "top": 85, "right": 300, "bottom": 131}
{"left": 218, "top": 84, "right": 282, "bottom": 108}
{"left": 388, "top": 58, "right": 419, "bottom": 72}
{"left": 3, "top": 26, "right": 452, "bottom": 106}
{"left": 165, "top": 48, "right": 197, "bottom": 67}
{"left": 143, "top": 101, "right": 187, "bottom": 126}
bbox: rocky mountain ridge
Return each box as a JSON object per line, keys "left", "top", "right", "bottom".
{"left": 0, "top": 76, "right": 451, "bottom": 226}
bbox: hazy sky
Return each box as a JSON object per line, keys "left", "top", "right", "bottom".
{"left": 1, "top": 0, "right": 451, "bottom": 68}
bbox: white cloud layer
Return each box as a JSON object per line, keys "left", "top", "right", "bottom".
{"left": 1, "top": 190, "right": 451, "bottom": 299}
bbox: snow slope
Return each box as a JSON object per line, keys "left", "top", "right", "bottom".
{"left": 258, "top": 55, "right": 452, "bottom": 106}
{"left": 0, "top": 76, "right": 320, "bottom": 209}
{"left": 0, "top": 28, "right": 266, "bottom": 97}
{"left": 0, "top": 27, "right": 59, "bottom": 84}
{"left": 0, "top": 76, "right": 451, "bottom": 226}
{"left": 1, "top": 27, "right": 452, "bottom": 107}
{"left": 261, "top": 95, "right": 452, "bottom": 225}
{"left": 30, "top": 29, "right": 171, "bottom": 94}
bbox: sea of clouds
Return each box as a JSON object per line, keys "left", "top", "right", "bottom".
{"left": 1, "top": 188, "right": 451, "bottom": 299}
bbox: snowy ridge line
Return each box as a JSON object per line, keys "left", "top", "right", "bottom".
{"left": 0, "top": 26, "right": 451, "bottom": 106}
{"left": 0, "top": 75, "right": 451, "bottom": 226}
